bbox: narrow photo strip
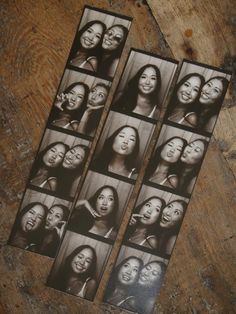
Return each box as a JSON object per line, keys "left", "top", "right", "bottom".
{"left": 103, "top": 60, "right": 231, "bottom": 314}
{"left": 8, "top": 189, "right": 72, "bottom": 258}
{"left": 165, "top": 60, "right": 231, "bottom": 134}
{"left": 47, "top": 49, "right": 179, "bottom": 300}
{"left": 68, "top": 6, "right": 132, "bottom": 80}
{"left": 111, "top": 49, "right": 178, "bottom": 121}
{"left": 104, "top": 245, "right": 168, "bottom": 314}
{"left": 47, "top": 231, "right": 112, "bottom": 301}
{"left": 67, "top": 170, "right": 134, "bottom": 241}
{"left": 48, "top": 68, "right": 111, "bottom": 138}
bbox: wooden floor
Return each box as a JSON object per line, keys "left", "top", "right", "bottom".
{"left": 0, "top": 0, "right": 235, "bottom": 313}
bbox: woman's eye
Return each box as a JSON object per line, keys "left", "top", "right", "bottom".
{"left": 193, "top": 87, "right": 199, "bottom": 92}
{"left": 98, "top": 93, "right": 104, "bottom": 98}
{"left": 151, "top": 77, "right": 157, "bottom": 80}
{"left": 133, "top": 268, "right": 138, "bottom": 273}
{"left": 214, "top": 88, "right": 220, "bottom": 93}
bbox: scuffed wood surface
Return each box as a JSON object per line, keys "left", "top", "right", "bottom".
{"left": 0, "top": 0, "right": 235, "bottom": 313}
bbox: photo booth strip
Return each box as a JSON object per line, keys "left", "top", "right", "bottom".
{"left": 8, "top": 5, "right": 132, "bottom": 258}
{"left": 47, "top": 49, "right": 178, "bottom": 301}
{"left": 103, "top": 60, "right": 232, "bottom": 314}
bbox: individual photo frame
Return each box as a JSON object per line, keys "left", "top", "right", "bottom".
{"left": 124, "top": 185, "right": 189, "bottom": 257}
{"left": 8, "top": 189, "right": 72, "bottom": 258}
{"left": 165, "top": 60, "right": 231, "bottom": 134}
{"left": 67, "top": 170, "right": 134, "bottom": 241}
{"left": 103, "top": 245, "right": 168, "bottom": 314}
{"left": 68, "top": 6, "right": 132, "bottom": 80}
{"left": 47, "top": 231, "right": 112, "bottom": 301}
{"left": 144, "top": 124, "right": 210, "bottom": 196}
{"left": 111, "top": 49, "right": 178, "bottom": 121}
{"left": 91, "top": 111, "right": 156, "bottom": 180}
{"left": 47, "top": 68, "right": 111, "bottom": 138}
{"left": 28, "top": 128, "right": 91, "bottom": 199}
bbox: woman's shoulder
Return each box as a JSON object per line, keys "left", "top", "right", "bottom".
{"left": 145, "top": 235, "right": 159, "bottom": 249}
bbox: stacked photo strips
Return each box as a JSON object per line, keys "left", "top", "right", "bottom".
{"left": 47, "top": 49, "right": 178, "bottom": 300}
{"left": 8, "top": 6, "right": 132, "bottom": 258}
{"left": 103, "top": 60, "right": 231, "bottom": 314}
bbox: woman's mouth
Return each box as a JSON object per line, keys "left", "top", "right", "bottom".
{"left": 104, "top": 38, "right": 112, "bottom": 46}
{"left": 83, "top": 38, "right": 93, "bottom": 47}
{"left": 143, "top": 213, "right": 150, "bottom": 220}
{"left": 161, "top": 215, "right": 170, "bottom": 223}
{"left": 121, "top": 144, "right": 128, "bottom": 151}
{"left": 167, "top": 152, "right": 174, "bottom": 157}
{"left": 122, "top": 274, "right": 131, "bottom": 281}
{"left": 74, "top": 262, "right": 85, "bottom": 272}
{"left": 181, "top": 93, "right": 191, "bottom": 101}
{"left": 200, "top": 92, "right": 209, "bottom": 100}
{"left": 25, "top": 220, "right": 35, "bottom": 230}
{"left": 141, "top": 85, "right": 152, "bottom": 92}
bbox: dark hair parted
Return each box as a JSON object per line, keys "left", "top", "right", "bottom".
{"left": 145, "top": 136, "right": 187, "bottom": 180}
{"left": 93, "top": 125, "right": 140, "bottom": 173}
{"left": 114, "top": 64, "right": 162, "bottom": 114}
{"left": 70, "top": 20, "right": 106, "bottom": 59}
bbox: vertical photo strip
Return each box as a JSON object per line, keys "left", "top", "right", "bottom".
{"left": 47, "top": 49, "right": 179, "bottom": 301}
{"left": 8, "top": 5, "right": 133, "bottom": 258}
{"left": 103, "top": 60, "right": 231, "bottom": 314}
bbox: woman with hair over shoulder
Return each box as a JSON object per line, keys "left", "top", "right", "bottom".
{"left": 9, "top": 202, "right": 47, "bottom": 250}
{"left": 30, "top": 142, "right": 68, "bottom": 191}
{"left": 93, "top": 125, "right": 140, "bottom": 179}
{"left": 49, "top": 245, "right": 97, "bottom": 300}
{"left": 69, "top": 20, "right": 106, "bottom": 72}
{"left": 114, "top": 64, "right": 162, "bottom": 119}
{"left": 104, "top": 256, "right": 143, "bottom": 310}
{"left": 126, "top": 196, "right": 165, "bottom": 250}
{"left": 167, "top": 73, "right": 205, "bottom": 128}
{"left": 146, "top": 136, "right": 187, "bottom": 190}
{"left": 69, "top": 185, "right": 119, "bottom": 240}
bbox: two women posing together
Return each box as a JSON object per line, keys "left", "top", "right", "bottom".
{"left": 167, "top": 73, "right": 229, "bottom": 133}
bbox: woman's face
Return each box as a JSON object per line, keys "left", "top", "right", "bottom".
{"left": 71, "top": 247, "right": 94, "bottom": 274}
{"left": 45, "top": 206, "right": 64, "bottom": 230}
{"left": 177, "top": 76, "right": 202, "bottom": 104}
{"left": 139, "top": 198, "right": 162, "bottom": 226}
{"left": 80, "top": 23, "right": 103, "bottom": 49}
{"left": 102, "top": 26, "right": 125, "bottom": 51}
{"left": 43, "top": 143, "right": 66, "bottom": 168}
{"left": 160, "top": 201, "right": 184, "bottom": 229}
{"left": 199, "top": 78, "right": 223, "bottom": 105}
{"left": 65, "top": 85, "right": 86, "bottom": 111}
{"left": 138, "top": 262, "right": 163, "bottom": 287}
{"left": 117, "top": 258, "right": 141, "bottom": 286}
{"left": 95, "top": 187, "right": 115, "bottom": 217}
{"left": 88, "top": 85, "right": 108, "bottom": 107}
{"left": 62, "top": 146, "right": 85, "bottom": 170}
{"left": 180, "top": 140, "right": 205, "bottom": 165}
{"left": 138, "top": 67, "right": 158, "bottom": 95}
{"left": 112, "top": 127, "right": 137, "bottom": 156}
{"left": 160, "top": 138, "right": 184, "bottom": 163}
{"left": 21, "top": 204, "right": 45, "bottom": 232}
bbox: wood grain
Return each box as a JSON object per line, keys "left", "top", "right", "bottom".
{"left": 0, "top": 0, "right": 236, "bottom": 313}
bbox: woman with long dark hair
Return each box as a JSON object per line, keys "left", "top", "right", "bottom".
{"left": 56, "top": 144, "right": 89, "bottom": 198}
{"left": 126, "top": 196, "right": 165, "bottom": 250}
{"left": 146, "top": 136, "right": 187, "bottom": 189}
{"left": 37, "top": 204, "right": 70, "bottom": 257}
{"left": 69, "top": 20, "right": 106, "bottom": 71}
{"left": 167, "top": 73, "right": 205, "bottom": 128}
{"left": 69, "top": 185, "right": 119, "bottom": 240}
{"left": 197, "top": 76, "right": 229, "bottom": 132}
{"left": 113, "top": 64, "right": 162, "bottom": 119}
{"left": 104, "top": 256, "right": 143, "bottom": 310}
{"left": 97, "top": 24, "right": 129, "bottom": 78}
{"left": 49, "top": 245, "right": 97, "bottom": 300}
{"left": 50, "top": 82, "right": 89, "bottom": 131}
{"left": 93, "top": 125, "right": 140, "bottom": 178}
{"left": 9, "top": 202, "right": 47, "bottom": 250}
{"left": 30, "top": 142, "right": 69, "bottom": 191}
{"left": 158, "top": 200, "right": 188, "bottom": 255}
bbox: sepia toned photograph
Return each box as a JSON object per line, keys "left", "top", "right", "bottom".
{"left": 68, "top": 171, "right": 134, "bottom": 240}
{"left": 48, "top": 69, "right": 111, "bottom": 138}
{"left": 47, "top": 231, "right": 112, "bottom": 301}
{"left": 165, "top": 60, "right": 231, "bottom": 134}
{"left": 125, "top": 185, "right": 189, "bottom": 256}
{"left": 145, "top": 124, "right": 209, "bottom": 196}
{"left": 91, "top": 111, "right": 155, "bottom": 180}
{"left": 111, "top": 49, "right": 178, "bottom": 120}
{"left": 8, "top": 189, "right": 72, "bottom": 258}
{"left": 104, "top": 245, "right": 168, "bottom": 314}
{"left": 68, "top": 6, "right": 132, "bottom": 79}
{"left": 29, "top": 129, "right": 91, "bottom": 198}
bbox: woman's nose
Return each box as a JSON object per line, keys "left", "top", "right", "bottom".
{"left": 145, "top": 78, "right": 150, "bottom": 85}
{"left": 102, "top": 198, "right": 108, "bottom": 205}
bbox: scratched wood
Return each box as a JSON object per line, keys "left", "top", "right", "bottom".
{"left": 0, "top": 0, "right": 235, "bottom": 313}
